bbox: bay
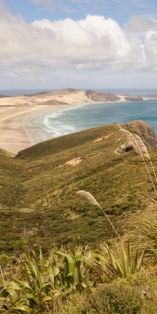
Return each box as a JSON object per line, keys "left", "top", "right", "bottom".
{"left": 33, "top": 98, "right": 157, "bottom": 140}
{"left": 0, "top": 89, "right": 157, "bottom": 139}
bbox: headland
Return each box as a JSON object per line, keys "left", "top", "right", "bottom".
{"left": 0, "top": 88, "right": 143, "bottom": 153}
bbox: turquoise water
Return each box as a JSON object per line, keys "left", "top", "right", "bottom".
{"left": 33, "top": 98, "right": 157, "bottom": 140}
{"left": 1, "top": 89, "right": 157, "bottom": 139}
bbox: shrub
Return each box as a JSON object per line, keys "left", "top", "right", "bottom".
{"left": 81, "top": 281, "right": 143, "bottom": 314}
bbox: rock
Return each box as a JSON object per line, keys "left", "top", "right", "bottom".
{"left": 85, "top": 90, "right": 120, "bottom": 102}
{"left": 123, "top": 120, "right": 157, "bottom": 150}
{"left": 116, "top": 143, "right": 134, "bottom": 154}
{"left": 152, "top": 93, "right": 157, "bottom": 98}
{"left": 124, "top": 96, "right": 143, "bottom": 101}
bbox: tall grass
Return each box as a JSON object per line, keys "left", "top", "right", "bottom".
{"left": 77, "top": 190, "right": 119, "bottom": 238}
{"left": 120, "top": 128, "right": 157, "bottom": 196}
{"left": 77, "top": 190, "right": 145, "bottom": 279}
{"left": 127, "top": 205, "right": 157, "bottom": 262}
{"left": 119, "top": 128, "right": 157, "bottom": 261}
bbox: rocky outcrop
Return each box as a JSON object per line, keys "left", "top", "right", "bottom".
{"left": 85, "top": 90, "right": 120, "bottom": 102}
{"left": 123, "top": 120, "right": 157, "bottom": 150}
{"left": 124, "top": 96, "right": 143, "bottom": 101}
{"left": 152, "top": 94, "right": 157, "bottom": 98}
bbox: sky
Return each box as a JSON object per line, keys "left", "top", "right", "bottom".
{"left": 0, "top": 0, "right": 157, "bottom": 90}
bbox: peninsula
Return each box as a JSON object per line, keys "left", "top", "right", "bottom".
{"left": 0, "top": 88, "right": 143, "bottom": 153}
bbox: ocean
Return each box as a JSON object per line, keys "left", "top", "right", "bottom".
{"left": 33, "top": 98, "right": 157, "bottom": 140}
{"left": 1, "top": 89, "right": 157, "bottom": 139}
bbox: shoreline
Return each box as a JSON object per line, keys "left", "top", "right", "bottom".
{"left": 0, "top": 102, "right": 81, "bottom": 154}
{"left": 0, "top": 92, "right": 97, "bottom": 153}
{"left": 0, "top": 92, "right": 147, "bottom": 154}
{"left": 22, "top": 102, "right": 80, "bottom": 147}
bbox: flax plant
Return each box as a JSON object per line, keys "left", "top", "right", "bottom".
{"left": 102, "top": 242, "right": 145, "bottom": 279}
{"left": 0, "top": 247, "right": 104, "bottom": 313}
{"left": 55, "top": 247, "right": 102, "bottom": 292}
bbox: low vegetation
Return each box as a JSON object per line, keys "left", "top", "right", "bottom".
{"left": 0, "top": 243, "right": 148, "bottom": 313}
{"left": 1, "top": 120, "right": 157, "bottom": 312}
{"left": 1, "top": 121, "right": 157, "bottom": 252}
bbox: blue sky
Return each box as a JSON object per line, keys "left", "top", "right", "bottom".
{"left": 0, "top": 0, "right": 157, "bottom": 90}
{"left": 3, "top": 0, "right": 157, "bottom": 25}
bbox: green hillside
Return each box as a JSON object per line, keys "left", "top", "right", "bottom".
{"left": 0, "top": 121, "right": 157, "bottom": 254}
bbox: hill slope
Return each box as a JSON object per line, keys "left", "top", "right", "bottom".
{"left": 0, "top": 120, "right": 157, "bottom": 254}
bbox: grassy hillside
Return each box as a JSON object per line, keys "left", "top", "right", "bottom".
{"left": 0, "top": 121, "right": 157, "bottom": 254}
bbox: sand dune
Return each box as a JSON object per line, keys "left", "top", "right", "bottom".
{"left": 0, "top": 89, "right": 127, "bottom": 154}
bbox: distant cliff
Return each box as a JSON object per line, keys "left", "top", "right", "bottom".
{"left": 85, "top": 90, "right": 120, "bottom": 102}
{"left": 123, "top": 120, "right": 157, "bottom": 150}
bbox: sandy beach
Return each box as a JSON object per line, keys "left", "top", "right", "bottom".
{"left": 0, "top": 90, "right": 96, "bottom": 154}
{"left": 0, "top": 90, "right": 126, "bottom": 154}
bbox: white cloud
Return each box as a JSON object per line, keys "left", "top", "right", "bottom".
{"left": 125, "top": 16, "right": 157, "bottom": 70}
{"left": 125, "top": 15, "right": 157, "bottom": 33}
{"left": 32, "top": 15, "right": 130, "bottom": 66}
{"left": 0, "top": 0, "right": 10, "bottom": 11}
{"left": 0, "top": 10, "right": 131, "bottom": 71}
{"left": 1, "top": 3, "right": 157, "bottom": 88}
